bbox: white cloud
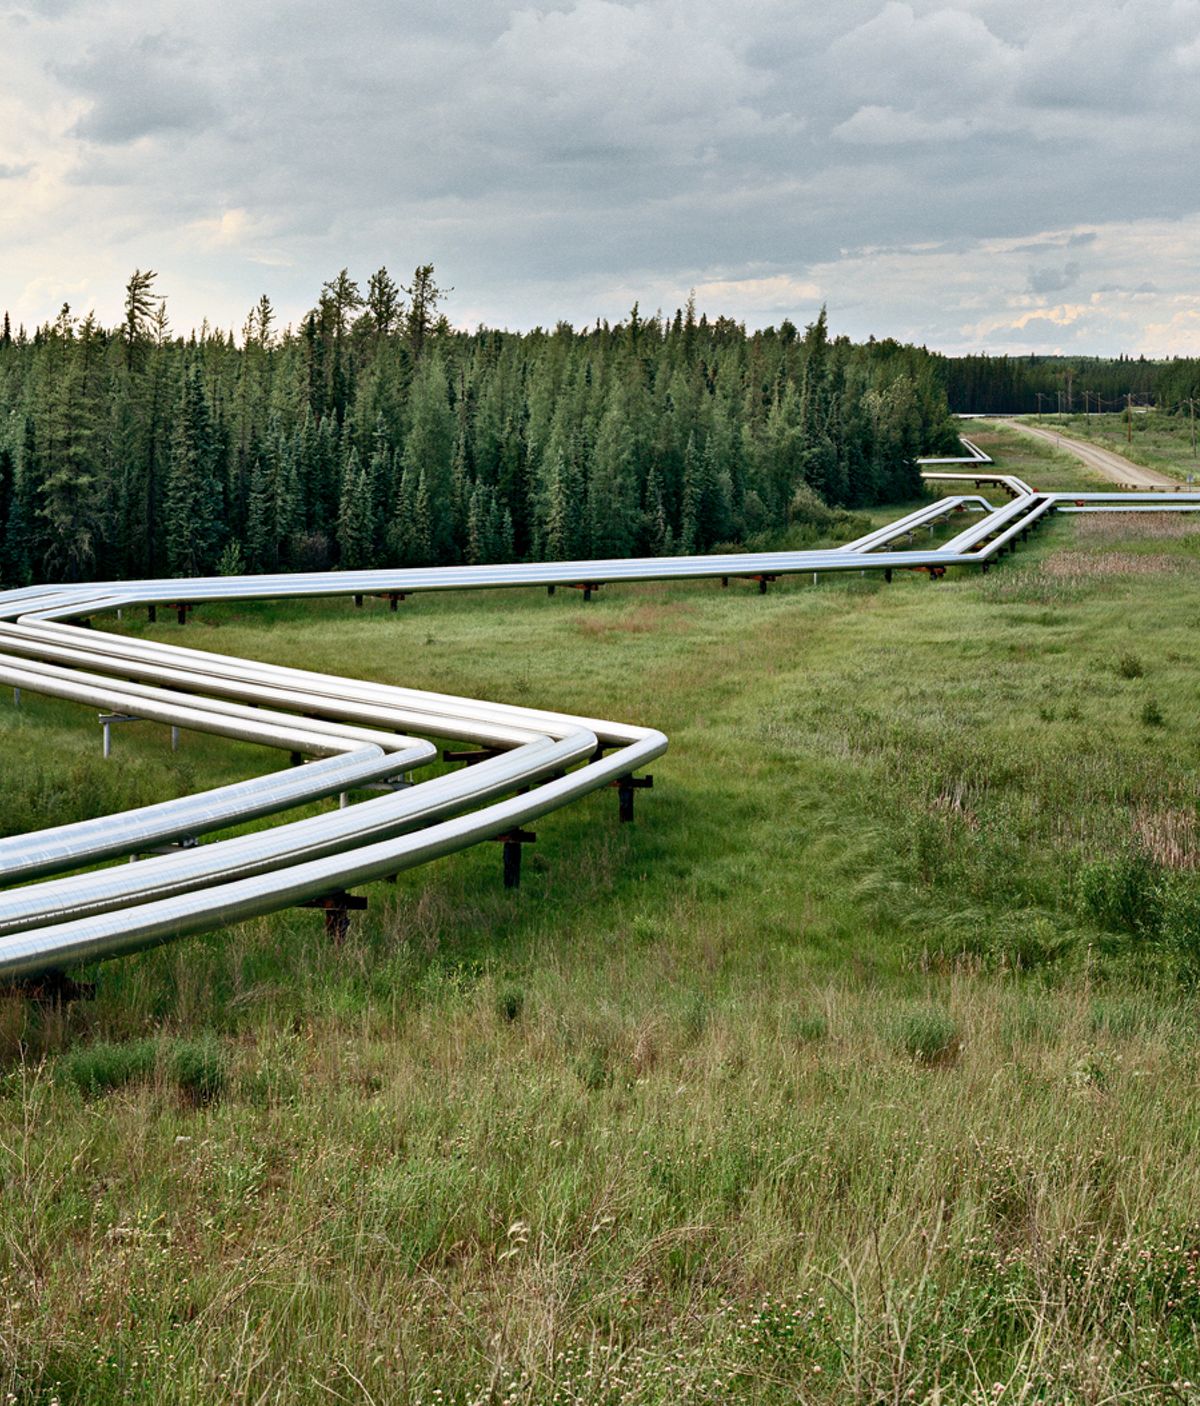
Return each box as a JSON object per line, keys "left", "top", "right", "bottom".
{"left": 827, "top": 2, "right": 1017, "bottom": 98}
{"left": 691, "top": 273, "right": 822, "bottom": 313}
{"left": 832, "top": 105, "right": 979, "bottom": 145}
{"left": 802, "top": 216, "right": 1200, "bottom": 356}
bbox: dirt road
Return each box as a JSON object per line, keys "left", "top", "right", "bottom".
{"left": 1007, "top": 420, "right": 1178, "bottom": 488}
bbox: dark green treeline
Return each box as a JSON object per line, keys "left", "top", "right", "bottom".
{"left": 0, "top": 269, "right": 958, "bottom": 585}
{"left": 939, "top": 352, "right": 1200, "bottom": 416}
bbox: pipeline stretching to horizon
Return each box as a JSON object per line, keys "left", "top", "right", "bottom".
{"left": 1, "top": 442, "right": 1197, "bottom": 983}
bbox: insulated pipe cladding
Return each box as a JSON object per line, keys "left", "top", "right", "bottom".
{"left": 1, "top": 446, "right": 1197, "bottom": 983}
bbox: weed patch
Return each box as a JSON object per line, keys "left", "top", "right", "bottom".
{"left": 58, "top": 1038, "right": 157, "bottom": 1096}
{"left": 167, "top": 1034, "right": 229, "bottom": 1105}
{"left": 894, "top": 1006, "right": 960, "bottom": 1064}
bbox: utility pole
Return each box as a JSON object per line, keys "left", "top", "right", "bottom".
{"left": 1189, "top": 396, "right": 1197, "bottom": 459}
{"left": 1126, "top": 392, "right": 1133, "bottom": 446}
{"left": 1065, "top": 365, "right": 1074, "bottom": 414}
{"left": 1035, "top": 391, "right": 1046, "bottom": 422}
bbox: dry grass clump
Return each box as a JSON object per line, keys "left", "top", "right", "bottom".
{"left": 929, "top": 776, "right": 982, "bottom": 829}
{"left": 1132, "top": 804, "right": 1200, "bottom": 870}
{"left": 1073, "top": 510, "right": 1200, "bottom": 542}
{"left": 1042, "top": 549, "right": 1184, "bottom": 579}
{"left": 575, "top": 601, "right": 697, "bottom": 638}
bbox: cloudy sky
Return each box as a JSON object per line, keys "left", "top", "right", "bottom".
{"left": 2, "top": 0, "right": 1198, "bottom": 354}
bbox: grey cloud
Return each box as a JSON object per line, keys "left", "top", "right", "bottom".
{"left": 11, "top": 0, "right": 81, "bottom": 15}
{"left": 1, "top": 0, "right": 1198, "bottom": 356}
{"left": 0, "top": 161, "right": 33, "bottom": 178}
{"left": 1012, "top": 231, "right": 1099, "bottom": 255}
{"left": 1028, "top": 261, "right": 1081, "bottom": 295}
{"left": 59, "top": 33, "right": 218, "bottom": 144}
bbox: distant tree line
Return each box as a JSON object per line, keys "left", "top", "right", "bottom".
{"left": 938, "top": 352, "right": 1200, "bottom": 416}
{"left": 0, "top": 269, "right": 959, "bottom": 585}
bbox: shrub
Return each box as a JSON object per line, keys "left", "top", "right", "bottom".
{"left": 1116, "top": 652, "right": 1145, "bottom": 679}
{"left": 1077, "top": 847, "right": 1162, "bottom": 936}
{"left": 681, "top": 992, "right": 709, "bottom": 1043}
{"left": 1159, "top": 875, "right": 1200, "bottom": 969}
{"left": 496, "top": 985, "right": 525, "bottom": 1023}
{"left": 216, "top": 540, "right": 245, "bottom": 576}
{"left": 289, "top": 531, "right": 332, "bottom": 571}
{"left": 997, "top": 913, "right": 1071, "bottom": 970}
{"left": 1140, "top": 698, "right": 1165, "bottom": 727}
{"left": 788, "top": 1012, "right": 828, "bottom": 1043}
{"left": 168, "top": 1035, "right": 229, "bottom": 1105}
{"left": 575, "top": 1044, "right": 613, "bottom": 1091}
{"left": 789, "top": 482, "right": 838, "bottom": 529}
{"left": 895, "top": 1008, "right": 959, "bottom": 1065}
{"left": 59, "top": 1039, "right": 156, "bottom": 1097}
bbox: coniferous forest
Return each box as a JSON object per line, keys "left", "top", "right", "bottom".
{"left": 938, "top": 351, "right": 1200, "bottom": 415}
{"left": 0, "top": 268, "right": 962, "bottom": 586}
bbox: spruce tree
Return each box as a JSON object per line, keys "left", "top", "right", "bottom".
{"left": 337, "top": 448, "right": 373, "bottom": 569}
{"left": 164, "top": 366, "right": 223, "bottom": 576}
{"left": 544, "top": 452, "right": 572, "bottom": 561}
{"left": 411, "top": 469, "right": 432, "bottom": 565}
{"left": 245, "top": 451, "right": 277, "bottom": 572}
{"left": 587, "top": 393, "right": 638, "bottom": 557}
{"left": 400, "top": 353, "right": 455, "bottom": 560}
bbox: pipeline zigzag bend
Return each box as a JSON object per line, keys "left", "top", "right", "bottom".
{"left": 1, "top": 440, "right": 1197, "bottom": 983}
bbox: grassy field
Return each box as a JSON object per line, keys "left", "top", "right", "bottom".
{"left": 3, "top": 432, "right": 1200, "bottom": 1403}
{"left": 1018, "top": 411, "right": 1200, "bottom": 484}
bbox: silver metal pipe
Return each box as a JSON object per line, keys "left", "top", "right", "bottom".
{"left": 0, "top": 730, "right": 665, "bottom": 978}
{"left": 838, "top": 496, "right": 992, "bottom": 553}
{"left": 0, "top": 732, "right": 593, "bottom": 932}
{"left": 1, "top": 443, "right": 1197, "bottom": 982}
{"left": 0, "top": 745, "right": 434, "bottom": 883}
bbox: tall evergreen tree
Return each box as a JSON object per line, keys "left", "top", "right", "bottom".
{"left": 0, "top": 268, "right": 973, "bottom": 588}
{"left": 164, "top": 366, "right": 224, "bottom": 576}
{"left": 337, "top": 448, "right": 373, "bottom": 569}
{"left": 400, "top": 353, "right": 455, "bottom": 560}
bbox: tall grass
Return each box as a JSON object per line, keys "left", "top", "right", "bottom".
{"left": 1, "top": 429, "right": 1199, "bottom": 1401}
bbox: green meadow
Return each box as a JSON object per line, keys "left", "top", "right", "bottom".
{"left": 2, "top": 429, "right": 1200, "bottom": 1403}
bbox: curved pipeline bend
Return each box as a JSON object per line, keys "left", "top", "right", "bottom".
{"left": 1, "top": 448, "right": 1197, "bottom": 982}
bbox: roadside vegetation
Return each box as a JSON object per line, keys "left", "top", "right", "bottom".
{"left": 1019, "top": 410, "right": 1200, "bottom": 483}
{"left": 2, "top": 431, "right": 1200, "bottom": 1402}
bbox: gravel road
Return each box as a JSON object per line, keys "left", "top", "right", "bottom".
{"left": 1008, "top": 420, "right": 1179, "bottom": 488}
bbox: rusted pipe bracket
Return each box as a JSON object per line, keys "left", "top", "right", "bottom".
{"left": 610, "top": 772, "right": 653, "bottom": 823}
{"left": 738, "top": 574, "right": 776, "bottom": 594}
{"left": 300, "top": 890, "right": 368, "bottom": 942}
{"left": 493, "top": 828, "right": 536, "bottom": 888}
{"left": 442, "top": 746, "right": 504, "bottom": 766}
